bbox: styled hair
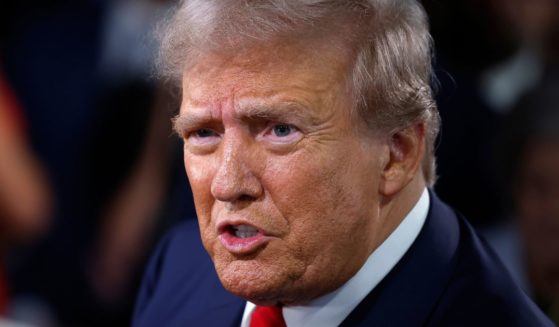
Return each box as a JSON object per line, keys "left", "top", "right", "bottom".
{"left": 157, "top": 0, "right": 440, "bottom": 185}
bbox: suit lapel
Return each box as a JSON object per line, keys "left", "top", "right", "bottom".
{"left": 186, "top": 293, "right": 245, "bottom": 327}
{"left": 178, "top": 230, "right": 246, "bottom": 327}
{"left": 340, "top": 191, "right": 461, "bottom": 326}
{"left": 150, "top": 220, "right": 247, "bottom": 327}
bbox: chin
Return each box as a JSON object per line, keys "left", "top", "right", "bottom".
{"left": 213, "top": 256, "right": 303, "bottom": 304}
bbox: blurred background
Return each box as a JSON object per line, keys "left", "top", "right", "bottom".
{"left": 0, "top": 0, "right": 558, "bottom": 325}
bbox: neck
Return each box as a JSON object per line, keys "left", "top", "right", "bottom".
{"left": 374, "top": 174, "right": 426, "bottom": 253}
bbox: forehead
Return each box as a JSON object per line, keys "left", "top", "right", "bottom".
{"left": 181, "top": 40, "right": 352, "bottom": 109}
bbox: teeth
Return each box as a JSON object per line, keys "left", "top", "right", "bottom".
{"left": 235, "top": 231, "right": 257, "bottom": 238}
{"left": 233, "top": 224, "right": 258, "bottom": 238}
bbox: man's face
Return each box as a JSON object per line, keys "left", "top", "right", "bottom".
{"left": 176, "top": 41, "right": 387, "bottom": 305}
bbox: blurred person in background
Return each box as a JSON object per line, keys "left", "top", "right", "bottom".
{"left": 0, "top": 67, "right": 52, "bottom": 318}
{"left": 427, "top": 2, "right": 559, "bottom": 323}
{"left": 0, "top": 67, "right": 53, "bottom": 307}
{"left": 0, "top": 1, "right": 112, "bottom": 324}
{"left": 481, "top": 0, "right": 559, "bottom": 110}
{"left": 1, "top": 0, "right": 195, "bottom": 325}
{"left": 423, "top": 0, "right": 559, "bottom": 228}
{"left": 484, "top": 81, "right": 559, "bottom": 324}
{"left": 0, "top": 69, "right": 51, "bottom": 246}
{"left": 86, "top": 0, "right": 186, "bottom": 310}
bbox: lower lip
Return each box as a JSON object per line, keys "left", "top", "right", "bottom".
{"left": 219, "top": 232, "right": 271, "bottom": 254}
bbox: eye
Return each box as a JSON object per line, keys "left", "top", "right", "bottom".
{"left": 185, "top": 128, "right": 221, "bottom": 151}
{"left": 259, "top": 123, "right": 302, "bottom": 147}
{"left": 194, "top": 128, "right": 218, "bottom": 138}
{"left": 272, "top": 124, "right": 295, "bottom": 137}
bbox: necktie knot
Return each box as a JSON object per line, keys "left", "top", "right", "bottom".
{"left": 250, "top": 305, "right": 286, "bottom": 327}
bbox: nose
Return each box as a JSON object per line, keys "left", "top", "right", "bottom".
{"left": 211, "top": 132, "right": 263, "bottom": 204}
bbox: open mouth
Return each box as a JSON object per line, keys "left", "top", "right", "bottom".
{"left": 218, "top": 222, "right": 270, "bottom": 254}
{"left": 229, "top": 224, "right": 259, "bottom": 239}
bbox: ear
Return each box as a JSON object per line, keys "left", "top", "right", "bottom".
{"left": 379, "top": 123, "right": 426, "bottom": 197}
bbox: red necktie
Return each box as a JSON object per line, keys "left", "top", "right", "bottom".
{"left": 250, "top": 305, "right": 287, "bottom": 327}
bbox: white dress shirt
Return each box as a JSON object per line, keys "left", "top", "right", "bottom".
{"left": 240, "top": 188, "right": 430, "bottom": 327}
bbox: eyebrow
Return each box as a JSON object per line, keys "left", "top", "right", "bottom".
{"left": 238, "top": 101, "right": 318, "bottom": 125}
{"left": 172, "top": 100, "right": 319, "bottom": 136}
{"left": 172, "top": 112, "right": 210, "bottom": 137}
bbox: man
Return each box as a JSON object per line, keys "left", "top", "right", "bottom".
{"left": 133, "top": 0, "right": 553, "bottom": 326}
{"left": 485, "top": 81, "right": 559, "bottom": 324}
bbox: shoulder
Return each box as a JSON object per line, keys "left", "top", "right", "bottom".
{"left": 133, "top": 220, "right": 244, "bottom": 327}
{"left": 342, "top": 192, "right": 552, "bottom": 327}
{"left": 428, "top": 214, "right": 552, "bottom": 326}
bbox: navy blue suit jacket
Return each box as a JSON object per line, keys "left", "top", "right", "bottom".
{"left": 133, "top": 192, "right": 553, "bottom": 326}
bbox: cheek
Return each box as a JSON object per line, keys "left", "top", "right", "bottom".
{"left": 184, "top": 152, "right": 213, "bottom": 184}
{"left": 262, "top": 143, "right": 379, "bottom": 258}
{"left": 184, "top": 154, "right": 215, "bottom": 223}
{"left": 264, "top": 151, "right": 336, "bottom": 216}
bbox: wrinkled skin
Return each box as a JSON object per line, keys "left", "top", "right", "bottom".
{"left": 174, "top": 40, "right": 424, "bottom": 305}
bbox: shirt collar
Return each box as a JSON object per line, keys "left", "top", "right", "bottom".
{"left": 241, "top": 188, "right": 430, "bottom": 327}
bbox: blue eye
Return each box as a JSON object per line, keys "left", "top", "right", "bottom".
{"left": 273, "top": 125, "right": 293, "bottom": 137}
{"left": 195, "top": 128, "right": 216, "bottom": 137}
